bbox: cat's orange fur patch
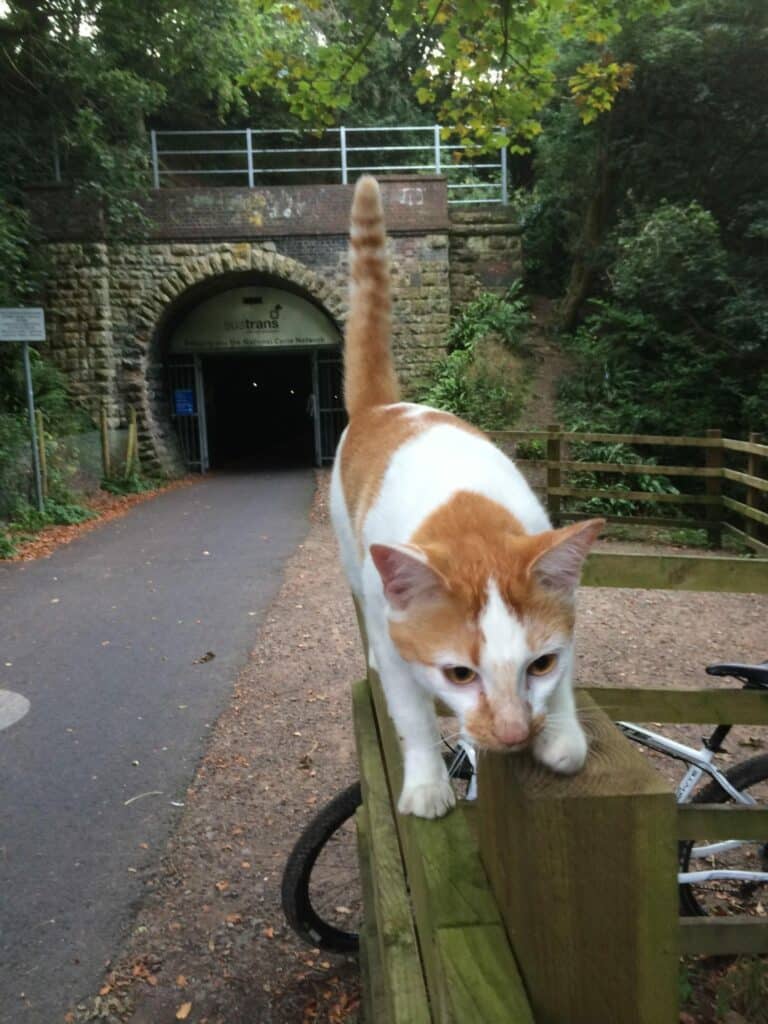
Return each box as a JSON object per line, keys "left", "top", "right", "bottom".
{"left": 344, "top": 176, "right": 399, "bottom": 417}
{"left": 340, "top": 406, "right": 483, "bottom": 542}
{"left": 388, "top": 491, "right": 575, "bottom": 669}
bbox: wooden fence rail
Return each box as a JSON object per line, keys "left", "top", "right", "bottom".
{"left": 488, "top": 426, "right": 768, "bottom": 554}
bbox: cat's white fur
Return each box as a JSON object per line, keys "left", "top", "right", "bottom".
{"left": 331, "top": 412, "right": 588, "bottom": 818}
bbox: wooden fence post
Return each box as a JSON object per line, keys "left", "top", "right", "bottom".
{"left": 746, "top": 432, "right": 765, "bottom": 545}
{"left": 705, "top": 428, "right": 723, "bottom": 547}
{"left": 478, "top": 696, "right": 679, "bottom": 1024}
{"left": 35, "top": 409, "right": 48, "bottom": 499}
{"left": 546, "top": 423, "right": 562, "bottom": 527}
{"left": 100, "top": 401, "right": 111, "bottom": 479}
{"left": 124, "top": 407, "right": 138, "bottom": 479}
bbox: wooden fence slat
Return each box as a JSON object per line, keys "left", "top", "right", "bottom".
{"left": 723, "top": 522, "right": 768, "bottom": 556}
{"left": 745, "top": 432, "right": 764, "bottom": 546}
{"left": 722, "top": 494, "right": 768, "bottom": 527}
{"left": 561, "top": 512, "right": 703, "bottom": 529}
{"left": 352, "top": 680, "right": 431, "bottom": 1024}
{"left": 723, "top": 467, "right": 768, "bottom": 493}
{"left": 550, "top": 486, "right": 716, "bottom": 504}
{"left": 723, "top": 438, "right": 768, "bottom": 458}
{"left": 705, "top": 428, "right": 724, "bottom": 546}
{"left": 434, "top": 925, "right": 536, "bottom": 1024}
{"left": 562, "top": 432, "right": 720, "bottom": 447}
{"left": 356, "top": 804, "right": 387, "bottom": 1024}
{"left": 367, "top": 671, "right": 534, "bottom": 1023}
{"left": 553, "top": 460, "right": 720, "bottom": 478}
{"left": 582, "top": 551, "right": 768, "bottom": 592}
{"left": 491, "top": 430, "right": 721, "bottom": 447}
{"left": 488, "top": 430, "right": 550, "bottom": 442}
{"left": 582, "top": 686, "right": 768, "bottom": 725}
{"left": 680, "top": 917, "right": 768, "bottom": 955}
{"left": 479, "top": 693, "right": 679, "bottom": 1024}
{"left": 546, "top": 423, "right": 562, "bottom": 527}
{"left": 678, "top": 804, "right": 768, "bottom": 839}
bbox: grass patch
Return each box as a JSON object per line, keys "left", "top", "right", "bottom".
{"left": 0, "top": 497, "right": 96, "bottom": 558}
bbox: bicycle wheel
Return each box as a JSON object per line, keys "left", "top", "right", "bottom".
{"left": 281, "top": 781, "right": 363, "bottom": 952}
{"left": 679, "top": 753, "right": 768, "bottom": 916}
{"left": 281, "top": 753, "right": 474, "bottom": 952}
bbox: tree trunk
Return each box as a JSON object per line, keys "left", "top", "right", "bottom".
{"left": 560, "top": 145, "right": 612, "bottom": 332}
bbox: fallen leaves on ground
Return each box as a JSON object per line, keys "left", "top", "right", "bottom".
{"left": 5, "top": 478, "right": 196, "bottom": 562}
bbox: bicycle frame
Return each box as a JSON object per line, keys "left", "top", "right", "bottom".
{"left": 617, "top": 721, "right": 768, "bottom": 887}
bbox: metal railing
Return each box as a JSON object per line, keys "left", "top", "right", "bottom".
{"left": 149, "top": 125, "right": 508, "bottom": 204}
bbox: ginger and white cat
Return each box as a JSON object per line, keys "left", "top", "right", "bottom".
{"left": 331, "top": 175, "right": 603, "bottom": 819}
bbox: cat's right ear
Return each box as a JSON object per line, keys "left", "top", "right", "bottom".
{"left": 370, "top": 544, "right": 447, "bottom": 611}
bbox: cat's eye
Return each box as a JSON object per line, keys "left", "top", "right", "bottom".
{"left": 529, "top": 653, "right": 558, "bottom": 677}
{"left": 443, "top": 665, "right": 478, "bottom": 686}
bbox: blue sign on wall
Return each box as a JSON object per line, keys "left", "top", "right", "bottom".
{"left": 174, "top": 388, "right": 195, "bottom": 416}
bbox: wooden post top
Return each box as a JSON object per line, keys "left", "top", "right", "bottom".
{"left": 480, "top": 691, "right": 674, "bottom": 802}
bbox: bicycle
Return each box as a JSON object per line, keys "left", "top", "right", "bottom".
{"left": 281, "top": 660, "right": 768, "bottom": 952}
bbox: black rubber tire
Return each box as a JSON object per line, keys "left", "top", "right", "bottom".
{"left": 281, "top": 781, "right": 363, "bottom": 952}
{"left": 281, "top": 752, "right": 473, "bottom": 952}
{"left": 679, "top": 753, "right": 768, "bottom": 916}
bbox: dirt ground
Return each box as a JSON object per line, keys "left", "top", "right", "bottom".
{"left": 64, "top": 471, "right": 767, "bottom": 1024}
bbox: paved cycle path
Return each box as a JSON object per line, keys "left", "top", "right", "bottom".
{"left": 0, "top": 470, "right": 315, "bottom": 1023}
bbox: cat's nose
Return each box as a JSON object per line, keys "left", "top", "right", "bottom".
{"left": 493, "top": 720, "right": 529, "bottom": 746}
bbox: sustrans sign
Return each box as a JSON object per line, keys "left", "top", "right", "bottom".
{"left": 169, "top": 287, "right": 340, "bottom": 354}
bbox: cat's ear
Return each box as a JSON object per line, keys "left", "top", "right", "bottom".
{"left": 528, "top": 518, "right": 605, "bottom": 592}
{"left": 370, "top": 543, "right": 447, "bottom": 611}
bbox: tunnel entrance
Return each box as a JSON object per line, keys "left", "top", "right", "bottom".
{"left": 204, "top": 352, "right": 314, "bottom": 469}
{"left": 164, "top": 281, "right": 345, "bottom": 471}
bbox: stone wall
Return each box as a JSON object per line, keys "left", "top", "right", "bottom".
{"left": 28, "top": 179, "right": 521, "bottom": 472}
{"left": 448, "top": 206, "right": 523, "bottom": 314}
{"left": 40, "top": 231, "right": 450, "bottom": 471}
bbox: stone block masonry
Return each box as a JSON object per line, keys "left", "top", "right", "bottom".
{"left": 449, "top": 206, "right": 523, "bottom": 314}
{"left": 27, "top": 178, "right": 518, "bottom": 472}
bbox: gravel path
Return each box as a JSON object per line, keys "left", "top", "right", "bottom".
{"left": 68, "top": 471, "right": 767, "bottom": 1024}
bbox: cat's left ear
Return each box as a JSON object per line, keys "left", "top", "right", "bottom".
{"left": 528, "top": 518, "right": 605, "bottom": 592}
{"left": 370, "top": 543, "right": 447, "bottom": 611}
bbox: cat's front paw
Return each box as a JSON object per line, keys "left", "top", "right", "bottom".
{"left": 533, "top": 724, "right": 588, "bottom": 775}
{"left": 398, "top": 780, "right": 456, "bottom": 819}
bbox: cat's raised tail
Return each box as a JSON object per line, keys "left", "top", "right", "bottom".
{"left": 344, "top": 175, "right": 400, "bottom": 418}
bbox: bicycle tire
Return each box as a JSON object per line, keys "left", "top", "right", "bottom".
{"left": 679, "top": 752, "right": 768, "bottom": 916}
{"left": 281, "top": 752, "right": 474, "bottom": 952}
{"left": 281, "top": 781, "right": 363, "bottom": 952}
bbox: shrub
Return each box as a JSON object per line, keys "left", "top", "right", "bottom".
{"left": 414, "top": 288, "right": 533, "bottom": 430}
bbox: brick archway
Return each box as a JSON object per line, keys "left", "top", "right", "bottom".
{"left": 122, "top": 247, "right": 347, "bottom": 471}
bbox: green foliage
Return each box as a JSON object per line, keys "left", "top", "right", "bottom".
{"left": 558, "top": 197, "right": 767, "bottom": 436}
{"left": 561, "top": 432, "right": 680, "bottom": 518}
{"left": 0, "top": 347, "right": 93, "bottom": 514}
{"left": 101, "top": 473, "right": 159, "bottom": 496}
{"left": 525, "top": 0, "right": 767, "bottom": 439}
{"left": 0, "top": 531, "right": 16, "bottom": 558}
{"left": 10, "top": 498, "right": 94, "bottom": 531}
{"left": 414, "top": 290, "right": 532, "bottom": 431}
{"left": 446, "top": 285, "right": 531, "bottom": 354}
{"left": 246, "top": 0, "right": 668, "bottom": 151}
{"left": 610, "top": 202, "right": 729, "bottom": 317}
{"left": 0, "top": 496, "right": 95, "bottom": 559}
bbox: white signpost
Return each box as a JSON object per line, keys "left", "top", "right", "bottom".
{"left": 0, "top": 308, "right": 46, "bottom": 513}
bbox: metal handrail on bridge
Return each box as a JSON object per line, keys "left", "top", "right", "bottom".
{"left": 149, "top": 125, "right": 509, "bottom": 204}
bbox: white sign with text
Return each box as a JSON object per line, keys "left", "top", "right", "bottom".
{"left": 0, "top": 308, "right": 46, "bottom": 343}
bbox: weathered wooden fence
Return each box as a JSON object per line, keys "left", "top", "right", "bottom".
{"left": 353, "top": 555, "right": 768, "bottom": 1022}
{"left": 488, "top": 427, "right": 768, "bottom": 554}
